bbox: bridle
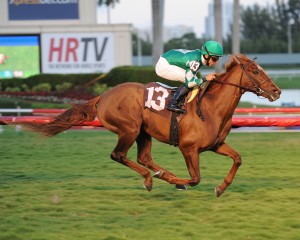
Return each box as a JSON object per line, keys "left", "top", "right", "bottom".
{"left": 197, "top": 55, "right": 274, "bottom": 121}
{"left": 214, "top": 55, "right": 269, "bottom": 97}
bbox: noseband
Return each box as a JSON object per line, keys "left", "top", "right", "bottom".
{"left": 214, "top": 56, "right": 269, "bottom": 97}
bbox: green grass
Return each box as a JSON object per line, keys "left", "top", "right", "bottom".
{"left": 273, "top": 76, "right": 300, "bottom": 89}
{"left": 0, "top": 127, "right": 299, "bottom": 240}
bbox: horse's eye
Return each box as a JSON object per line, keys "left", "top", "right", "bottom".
{"left": 253, "top": 70, "right": 259, "bottom": 75}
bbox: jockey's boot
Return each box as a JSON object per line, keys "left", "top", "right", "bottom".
{"left": 166, "top": 84, "right": 191, "bottom": 114}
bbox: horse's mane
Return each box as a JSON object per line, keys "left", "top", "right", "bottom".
{"left": 216, "top": 53, "right": 250, "bottom": 79}
{"left": 206, "top": 53, "right": 250, "bottom": 92}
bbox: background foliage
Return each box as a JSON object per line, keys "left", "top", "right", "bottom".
{"left": 132, "top": 0, "right": 300, "bottom": 54}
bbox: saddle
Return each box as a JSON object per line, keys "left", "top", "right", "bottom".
{"left": 144, "top": 82, "right": 202, "bottom": 146}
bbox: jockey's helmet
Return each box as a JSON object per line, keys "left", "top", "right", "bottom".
{"left": 200, "top": 40, "right": 223, "bottom": 57}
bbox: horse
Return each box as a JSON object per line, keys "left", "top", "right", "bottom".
{"left": 0, "top": 53, "right": 8, "bottom": 64}
{"left": 22, "top": 53, "right": 281, "bottom": 197}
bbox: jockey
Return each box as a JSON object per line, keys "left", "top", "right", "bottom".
{"left": 155, "top": 40, "right": 223, "bottom": 114}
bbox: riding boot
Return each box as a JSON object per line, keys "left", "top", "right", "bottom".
{"left": 166, "top": 84, "right": 191, "bottom": 114}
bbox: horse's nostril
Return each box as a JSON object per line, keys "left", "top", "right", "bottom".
{"left": 273, "top": 89, "right": 281, "bottom": 95}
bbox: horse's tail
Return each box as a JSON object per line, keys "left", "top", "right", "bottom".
{"left": 23, "top": 96, "right": 101, "bottom": 137}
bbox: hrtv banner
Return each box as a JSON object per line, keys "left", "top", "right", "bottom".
{"left": 41, "top": 33, "right": 115, "bottom": 74}
{"left": 8, "top": 0, "right": 79, "bottom": 20}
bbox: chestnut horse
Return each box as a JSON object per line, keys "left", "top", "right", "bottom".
{"left": 23, "top": 54, "right": 281, "bottom": 197}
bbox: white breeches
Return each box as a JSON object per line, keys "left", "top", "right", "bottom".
{"left": 155, "top": 57, "right": 185, "bottom": 83}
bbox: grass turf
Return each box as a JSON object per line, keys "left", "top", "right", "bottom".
{"left": 0, "top": 127, "right": 299, "bottom": 240}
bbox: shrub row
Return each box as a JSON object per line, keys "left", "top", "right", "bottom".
{"left": 0, "top": 73, "right": 101, "bottom": 91}
{"left": 100, "top": 66, "right": 181, "bottom": 87}
{"left": 0, "top": 66, "right": 182, "bottom": 92}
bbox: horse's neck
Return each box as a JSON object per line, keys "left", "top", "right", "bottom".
{"left": 207, "top": 70, "right": 242, "bottom": 118}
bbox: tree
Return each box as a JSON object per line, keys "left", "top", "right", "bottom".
{"left": 97, "top": 0, "right": 120, "bottom": 23}
{"left": 132, "top": 32, "right": 152, "bottom": 55}
{"left": 151, "top": 0, "right": 164, "bottom": 65}
{"left": 288, "top": 0, "right": 300, "bottom": 52}
{"left": 214, "top": 0, "right": 223, "bottom": 72}
{"left": 241, "top": 4, "right": 278, "bottom": 40}
{"left": 240, "top": 0, "right": 300, "bottom": 53}
{"left": 232, "top": 0, "right": 240, "bottom": 53}
{"left": 97, "top": 0, "right": 165, "bottom": 64}
{"left": 274, "top": 0, "right": 300, "bottom": 53}
{"left": 97, "top": 0, "right": 119, "bottom": 6}
{"left": 164, "top": 33, "right": 203, "bottom": 51}
{"left": 241, "top": 4, "right": 283, "bottom": 53}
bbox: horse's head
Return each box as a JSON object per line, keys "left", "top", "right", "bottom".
{"left": 225, "top": 54, "right": 281, "bottom": 102}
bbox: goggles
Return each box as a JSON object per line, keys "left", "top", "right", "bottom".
{"left": 211, "top": 56, "right": 220, "bottom": 62}
{"left": 204, "top": 45, "right": 220, "bottom": 62}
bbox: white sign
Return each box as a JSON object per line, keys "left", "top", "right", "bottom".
{"left": 41, "top": 33, "right": 114, "bottom": 73}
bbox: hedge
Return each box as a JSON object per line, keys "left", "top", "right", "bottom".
{"left": 99, "top": 66, "right": 181, "bottom": 87}
{"left": 0, "top": 66, "right": 182, "bottom": 91}
{"left": 0, "top": 73, "right": 101, "bottom": 91}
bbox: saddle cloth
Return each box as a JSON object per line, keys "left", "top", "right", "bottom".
{"left": 144, "top": 82, "right": 175, "bottom": 118}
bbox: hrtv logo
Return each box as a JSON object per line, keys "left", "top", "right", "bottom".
{"left": 48, "top": 37, "right": 108, "bottom": 62}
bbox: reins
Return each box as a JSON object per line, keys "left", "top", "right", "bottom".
{"left": 196, "top": 55, "right": 272, "bottom": 121}
{"left": 213, "top": 56, "right": 267, "bottom": 96}
{"left": 213, "top": 79, "right": 257, "bottom": 93}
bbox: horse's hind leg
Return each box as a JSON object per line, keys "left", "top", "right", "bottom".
{"left": 136, "top": 130, "right": 186, "bottom": 189}
{"left": 136, "top": 130, "right": 173, "bottom": 174}
{"left": 111, "top": 132, "right": 153, "bottom": 191}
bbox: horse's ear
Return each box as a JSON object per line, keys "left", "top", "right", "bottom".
{"left": 234, "top": 53, "right": 245, "bottom": 60}
{"left": 227, "top": 54, "right": 234, "bottom": 62}
{"left": 232, "top": 55, "right": 242, "bottom": 64}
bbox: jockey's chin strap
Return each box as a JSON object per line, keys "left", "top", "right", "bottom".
{"left": 214, "top": 56, "right": 268, "bottom": 97}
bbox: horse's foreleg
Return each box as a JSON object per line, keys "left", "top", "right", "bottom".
{"left": 111, "top": 133, "right": 153, "bottom": 191}
{"left": 181, "top": 149, "right": 201, "bottom": 186}
{"left": 212, "top": 142, "right": 242, "bottom": 197}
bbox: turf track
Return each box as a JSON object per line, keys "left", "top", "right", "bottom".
{"left": 0, "top": 127, "right": 299, "bottom": 240}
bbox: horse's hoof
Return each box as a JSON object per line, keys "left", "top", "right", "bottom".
{"left": 143, "top": 184, "right": 152, "bottom": 192}
{"left": 153, "top": 170, "right": 164, "bottom": 179}
{"left": 175, "top": 184, "right": 187, "bottom": 191}
{"left": 215, "top": 186, "right": 223, "bottom": 197}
